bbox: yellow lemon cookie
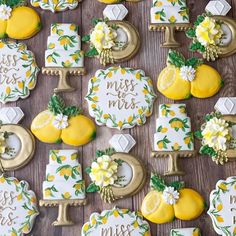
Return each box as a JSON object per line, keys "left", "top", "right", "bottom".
{"left": 98, "top": 0, "right": 123, "bottom": 3}
{"left": 157, "top": 50, "right": 223, "bottom": 100}
{"left": 31, "top": 95, "right": 96, "bottom": 146}
{"left": 0, "top": 20, "right": 7, "bottom": 38}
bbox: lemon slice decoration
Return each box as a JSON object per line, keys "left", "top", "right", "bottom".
{"left": 141, "top": 174, "right": 205, "bottom": 224}
{"left": 31, "top": 95, "right": 96, "bottom": 146}
{"left": 157, "top": 50, "right": 223, "bottom": 100}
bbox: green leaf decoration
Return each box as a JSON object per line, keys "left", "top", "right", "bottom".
{"left": 186, "top": 28, "right": 196, "bottom": 38}
{"left": 189, "top": 41, "right": 205, "bottom": 53}
{"left": 194, "top": 130, "right": 203, "bottom": 139}
{"left": 150, "top": 174, "right": 167, "bottom": 192}
{"left": 86, "top": 183, "right": 100, "bottom": 193}
{"left": 200, "top": 145, "right": 217, "bottom": 157}
{"left": 114, "top": 159, "right": 124, "bottom": 166}
{"left": 82, "top": 35, "right": 90, "bottom": 42}
{"left": 194, "top": 14, "right": 205, "bottom": 26}
{"left": 92, "top": 18, "right": 103, "bottom": 26}
{"left": 48, "top": 95, "right": 65, "bottom": 115}
{"left": 186, "top": 57, "right": 203, "bottom": 68}
{"left": 96, "top": 148, "right": 116, "bottom": 158}
{"left": 85, "top": 47, "right": 99, "bottom": 57}
{"left": 63, "top": 106, "right": 82, "bottom": 117}
{"left": 169, "top": 181, "right": 184, "bottom": 190}
{"left": 85, "top": 167, "right": 91, "bottom": 174}
{"left": 167, "top": 50, "right": 186, "bottom": 68}
{"left": 0, "top": 0, "right": 26, "bottom": 8}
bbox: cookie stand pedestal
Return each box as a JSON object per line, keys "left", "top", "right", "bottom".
{"left": 44, "top": 23, "right": 86, "bottom": 93}
{"left": 152, "top": 104, "right": 195, "bottom": 176}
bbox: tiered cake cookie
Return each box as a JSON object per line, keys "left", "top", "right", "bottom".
{"left": 151, "top": 0, "right": 189, "bottom": 24}
{"left": 154, "top": 104, "right": 194, "bottom": 152}
{"left": 45, "top": 23, "right": 84, "bottom": 68}
{"left": 43, "top": 150, "right": 85, "bottom": 200}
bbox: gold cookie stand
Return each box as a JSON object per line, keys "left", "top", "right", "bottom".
{"left": 149, "top": 23, "right": 191, "bottom": 48}
{"left": 151, "top": 150, "right": 196, "bottom": 176}
{"left": 42, "top": 67, "right": 86, "bottom": 93}
{"left": 39, "top": 198, "right": 87, "bottom": 226}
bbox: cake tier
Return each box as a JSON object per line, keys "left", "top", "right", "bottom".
{"left": 47, "top": 35, "right": 81, "bottom": 51}
{"left": 50, "top": 23, "right": 79, "bottom": 36}
{"left": 43, "top": 180, "right": 85, "bottom": 200}
{"left": 154, "top": 117, "right": 193, "bottom": 151}
{"left": 46, "top": 164, "right": 82, "bottom": 182}
{"left": 45, "top": 49, "right": 84, "bottom": 68}
{"left": 153, "top": 0, "right": 187, "bottom": 7}
{"left": 151, "top": 6, "right": 189, "bottom": 24}
{"left": 49, "top": 150, "right": 79, "bottom": 165}
{"left": 159, "top": 104, "right": 187, "bottom": 118}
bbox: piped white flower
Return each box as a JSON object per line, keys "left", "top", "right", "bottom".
{"left": 52, "top": 114, "right": 69, "bottom": 130}
{"left": 162, "top": 186, "right": 179, "bottom": 205}
{"left": 180, "top": 65, "right": 196, "bottom": 82}
{"left": 0, "top": 4, "right": 12, "bottom": 21}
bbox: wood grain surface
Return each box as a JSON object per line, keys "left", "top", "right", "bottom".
{"left": 1, "top": 0, "right": 236, "bottom": 235}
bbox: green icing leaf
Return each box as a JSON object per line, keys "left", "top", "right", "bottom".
{"left": 92, "top": 18, "right": 103, "bottom": 27}
{"left": 0, "top": 0, "right": 25, "bottom": 8}
{"left": 85, "top": 167, "right": 91, "bottom": 174}
{"left": 96, "top": 148, "right": 116, "bottom": 158}
{"left": 63, "top": 106, "right": 82, "bottom": 117}
{"left": 169, "top": 181, "right": 184, "bottom": 190}
{"left": 189, "top": 41, "right": 205, "bottom": 53}
{"left": 48, "top": 95, "right": 65, "bottom": 115}
{"left": 194, "top": 130, "right": 203, "bottom": 139}
{"left": 86, "top": 183, "right": 100, "bottom": 193}
{"left": 200, "top": 145, "right": 217, "bottom": 157}
{"left": 150, "top": 174, "right": 167, "bottom": 192}
{"left": 186, "top": 28, "right": 196, "bottom": 38}
{"left": 82, "top": 35, "right": 90, "bottom": 42}
{"left": 167, "top": 50, "right": 186, "bottom": 68}
{"left": 186, "top": 57, "right": 203, "bottom": 68}
{"left": 85, "top": 47, "right": 99, "bottom": 57}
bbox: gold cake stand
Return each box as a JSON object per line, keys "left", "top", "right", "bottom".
{"left": 39, "top": 198, "right": 87, "bottom": 226}
{"left": 149, "top": 23, "right": 191, "bottom": 48}
{"left": 42, "top": 67, "right": 86, "bottom": 93}
{"left": 151, "top": 150, "right": 196, "bottom": 176}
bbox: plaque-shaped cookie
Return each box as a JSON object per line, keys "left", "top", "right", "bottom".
{"left": 0, "top": 40, "right": 39, "bottom": 103}
{"left": 0, "top": 175, "right": 39, "bottom": 235}
{"left": 86, "top": 66, "right": 156, "bottom": 130}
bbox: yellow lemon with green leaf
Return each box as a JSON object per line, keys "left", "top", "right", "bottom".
{"left": 0, "top": 4, "right": 41, "bottom": 40}
{"left": 31, "top": 95, "right": 96, "bottom": 146}
{"left": 157, "top": 50, "right": 222, "bottom": 100}
{"left": 141, "top": 174, "right": 205, "bottom": 224}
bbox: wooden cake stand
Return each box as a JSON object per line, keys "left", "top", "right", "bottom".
{"left": 149, "top": 23, "right": 191, "bottom": 48}
{"left": 151, "top": 150, "right": 196, "bottom": 176}
{"left": 42, "top": 67, "right": 86, "bottom": 93}
{"left": 39, "top": 198, "right": 87, "bottom": 226}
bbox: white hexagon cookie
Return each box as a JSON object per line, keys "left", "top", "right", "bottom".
{"left": 109, "top": 134, "right": 136, "bottom": 153}
{"left": 215, "top": 97, "right": 236, "bottom": 115}
{"left": 0, "top": 107, "right": 24, "bottom": 124}
{"left": 103, "top": 4, "right": 128, "bottom": 21}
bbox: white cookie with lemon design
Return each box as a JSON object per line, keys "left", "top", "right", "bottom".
{"left": 43, "top": 150, "right": 86, "bottom": 200}
{"left": 170, "top": 227, "right": 201, "bottom": 236}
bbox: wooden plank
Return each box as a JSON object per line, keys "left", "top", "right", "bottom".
{"left": 0, "top": 0, "right": 235, "bottom": 235}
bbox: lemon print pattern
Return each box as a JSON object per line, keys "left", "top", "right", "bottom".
{"left": 157, "top": 50, "right": 222, "bottom": 100}
{"left": 31, "top": 94, "right": 96, "bottom": 146}
{"left": 141, "top": 174, "right": 205, "bottom": 224}
{"left": 43, "top": 150, "right": 86, "bottom": 200}
{"left": 170, "top": 227, "right": 201, "bottom": 236}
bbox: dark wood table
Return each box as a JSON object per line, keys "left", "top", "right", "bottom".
{"left": 2, "top": 0, "right": 236, "bottom": 235}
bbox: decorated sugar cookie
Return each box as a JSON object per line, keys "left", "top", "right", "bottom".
{"left": 31, "top": 94, "right": 96, "bottom": 146}
{"left": 43, "top": 23, "right": 85, "bottom": 92}
{"left": 152, "top": 104, "right": 195, "bottom": 176}
{"left": 0, "top": 1, "right": 41, "bottom": 40}
{"left": 208, "top": 176, "right": 236, "bottom": 236}
{"left": 196, "top": 100, "right": 236, "bottom": 165}
{"left": 86, "top": 148, "right": 146, "bottom": 203}
{"left": 0, "top": 40, "right": 39, "bottom": 104}
{"left": 82, "top": 207, "right": 151, "bottom": 236}
{"left": 149, "top": 0, "right": 191, "bottom": 47}
{"left": 141, "top": 174, "right": 205, "bottom": 224}
{"left": 0, "top": 175, "right": 39, "bottom": 235}
{"left": 157, "top": 50, "right": 222, "bottom": 100}
{"left": 186, "top": 13, "right": 236, "bottom": 60}
{"left": 82, "top": 5, "right": 140, "bottom": 65}
{"left": 40, "top": 150, "right": 86, "bottom": 226}
{"left": 170, "top": 227, "right": 201, "bottom": 236}
{"left": 31, "top": 0, "right": 81, "bottom": 12}
{"left": 98, "top": 0, "right": 140, "bottom": 3}
{"left": 86, "top": 66, "right": 156, "bottom": 130}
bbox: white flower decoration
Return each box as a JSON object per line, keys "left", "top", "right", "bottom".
{"left": 202, "top": 117, "right": 232, "bottom": 151}
{"left": 180, "top": 65, "right": 196, "bottom": 81}
{"left": 0, "top": 4, "right": 12, "bottom": 20}
{"left": 162, "top": 186, "right": 179, "bottom": 205}
{"left": 89, "top": 155, "right": 118, "bottom": 188}
{"left": 52, "top": 114, "right": 69, "bottom": 130}
{"left": 90, "top": 22, "right": 117, "bottom": 53}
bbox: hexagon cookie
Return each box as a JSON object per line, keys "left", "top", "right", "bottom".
{"left": 103, "top": 4, "right": 128, "bottom": 21}
{"left": 0, "top": 107, "right": 24, "bottom": 124}
{"left": 109, "top": 134, "right": 136, "bottom": 153}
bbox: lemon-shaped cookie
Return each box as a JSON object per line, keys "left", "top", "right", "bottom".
{"left": 174, "top": 188, "right": 205, "bottom": 221}
{"left": 6, "top": 7, "right": 41, "bottom": 39}
{"left": 191, "top": 64, "right": 222, "bottom": 98}
{"left": 157, "top": 65, "right": 191, "bottom": 100}
{"left": 141, "top": 190, "right": 175, "bottom": 224}
{"left": 0, "top": 20, "right": 7, "bottom": 38}
{"left": 61, "top": 115, "right": 96, "bottom": 146}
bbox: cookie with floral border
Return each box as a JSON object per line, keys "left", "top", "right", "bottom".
{"left": 31, "top": 0, "right": 81, "bottom": 13}
{"left": 0, "top": 174, "right": 39, "bottom": 236}
{"left": 208, "top": 176, "right": 236, "bottom": 236}
{"left": 86, "top": 66, "right": 156, "bottom": 130}
{"left": 0, "top": 40, "right": 39, "bottom": 104}
{"left": 141, "top": 174, "right": 205, "bottom": 224}
{"left": 82, "top": 207, "right": 151, "bottom": 236}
